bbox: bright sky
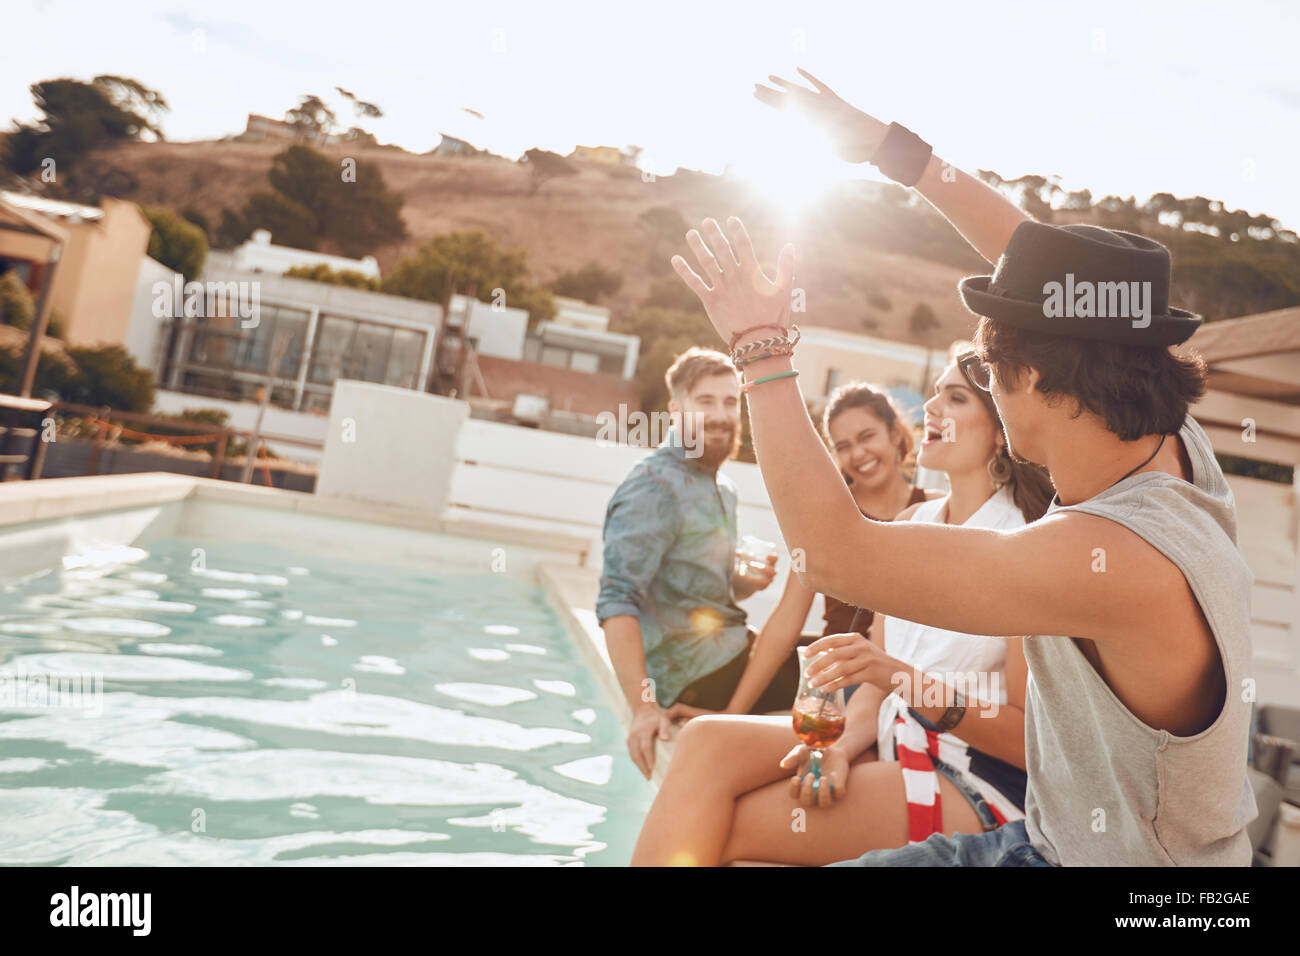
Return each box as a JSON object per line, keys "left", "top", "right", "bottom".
{"left": 7, "top": 0, "right": 1299, "bottom": 231}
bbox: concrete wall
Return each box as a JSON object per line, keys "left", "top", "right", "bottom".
{"left": 54, "top": 199, "right": 153, "bottom": 348}
{"left": 125, "top": 256, "right": 179, "bottom": 371}
{"left": 452, "top": 294, "right": 529, "bottom": 361}
{"left": 315, "top": 380, "right": 468, "bottom": 513}
{"left": 796, "top": 325, "right": 942, "bottom": 402}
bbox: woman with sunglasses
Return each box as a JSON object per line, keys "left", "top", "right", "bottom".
{"left": 630, "top": 351, "right": 1054, "bottom": 866}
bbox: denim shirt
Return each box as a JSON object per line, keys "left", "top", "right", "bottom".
{"left": 595, "top": 428, "right": 749, "bottom": 706}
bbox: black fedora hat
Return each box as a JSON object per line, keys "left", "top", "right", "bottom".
{"left": 958, "top": 221, "right": 1202, "bottom": 346}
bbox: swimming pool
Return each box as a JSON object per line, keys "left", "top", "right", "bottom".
{"left": 0, "top": 528, "right": 654, "bottom": 866}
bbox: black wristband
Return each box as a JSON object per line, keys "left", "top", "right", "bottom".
{"left": 871, "top": 122, "right": 933, "bottom": 187}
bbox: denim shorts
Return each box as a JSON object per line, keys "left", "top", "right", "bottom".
{"left": 824, "top": 819, "right": 1056, "bottom": 867}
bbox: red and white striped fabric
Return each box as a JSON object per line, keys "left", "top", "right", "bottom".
{"left": 881, "top": 695, "right": 1021, "bottom": 843}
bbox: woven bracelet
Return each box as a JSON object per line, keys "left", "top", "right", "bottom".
{"left": 729, "top": 323, "right": 787, "bottom": 351}
{"left": 730, "top": 325, "right": 800, "bottom": 363}
{"left": 734, "top": 345, "right": 796, "bottom": 368}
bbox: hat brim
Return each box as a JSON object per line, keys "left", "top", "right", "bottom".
{"left": 958, "top": 275, "right": 1202, "bottom": 347}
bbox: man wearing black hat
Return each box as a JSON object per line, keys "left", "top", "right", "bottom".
{"left": 663, "top": 69, "right": 1256, "bottom": 866}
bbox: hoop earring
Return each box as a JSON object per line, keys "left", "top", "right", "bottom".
{"left": 988, "top": 448, "right": 1012, "bottom": 488}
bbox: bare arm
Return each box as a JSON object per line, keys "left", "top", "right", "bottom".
{"left": 672, "top": 218, "right": 1175, "bottom": 645}
{"left": 755, "top": 68, "right": 1032, "bottom": 264}
{"left": 882, "top": 637, "right": 1028, "bottom": 769}
{"left": 603, "top": 615, "right": 654, "bottom": 711}
{"left": 912, "top": 155, "right": 1032, "bottom": 265}
{"left": 725, "top": 569, "right": 815, "bottom": 714}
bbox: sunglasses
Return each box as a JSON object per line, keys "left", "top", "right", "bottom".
{"left": 957, "top": 351, "right": 994, "bottom": 393}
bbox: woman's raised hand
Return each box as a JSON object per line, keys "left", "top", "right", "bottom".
{"left": 671, "top": 216, "right": 795, "bottom": 348}
{"left": 753, "top": 67, "right": 887, "bottom": 165}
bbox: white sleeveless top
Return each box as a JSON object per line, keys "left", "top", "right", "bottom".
{"left": 882, "top": 483, "right": 1027, "bottom": 693}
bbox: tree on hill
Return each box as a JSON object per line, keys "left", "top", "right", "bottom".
{"left": 335, "top": 86, "right": 383, "bottom": 142}
{"left": 548, "top": 262, "right": 623, "bottom": 303}
{"left": 3, "top": 76, "right": 168, "bottom": 178}
{"left": 143, "top": 206, "right": 207, "bottom": 282}
{"left": 285, "top": 95, "right": 337, "bottom": 145}
{"left": 519, "top": 148, "right": 577, "bottom": 195}
{"left": 382, "top": 230, "right": 556, "bottom": 327}
{"left": 214, "top": 145, "right": 405, "bottom": 256}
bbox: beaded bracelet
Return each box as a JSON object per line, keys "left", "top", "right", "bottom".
{"left": 740, "top": 369, "right": 799, "bottom": 394}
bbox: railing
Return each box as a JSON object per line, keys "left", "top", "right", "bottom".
{"left": 0, "top": 394, "right": 53, "bottom": 481}
{"left": 25, "top": 401, "right": 324, "bottom": 485}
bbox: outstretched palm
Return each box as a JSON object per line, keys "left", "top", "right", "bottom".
{"left": 753, "top": 67, "right": 884, "bottom": 165}
{"left": 671, "top": 217, "right": 795, "bottom": 348}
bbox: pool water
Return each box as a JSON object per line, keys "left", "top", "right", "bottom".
{"left": 0, "top": 538, "right": 654, "bottom": 865}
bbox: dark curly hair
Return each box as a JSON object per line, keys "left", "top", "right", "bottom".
{"left": 973, "top": 318, "right": 1207, "bottom": 441}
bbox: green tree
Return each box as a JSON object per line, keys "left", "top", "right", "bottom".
{"left": 284, "top": 264, "right": 380, "bottom": 290}
{"left": 216, "top": 207, "right": 250, "bottom": 248}
{"left": 382, "top": 231, "right": 556, "bottom": 324}
{"left": 265, "top": 145, "right": 406, "bottom": 256}
{"left": 613, "top": 304, "right": 717, "bottom": 413}
{"left": 519, "top": 148, "right": 577, "bottom": 195}
{"left": 548, "top": 262, "right": 623, "bottom": 302}
{"left": 0, "top": 272, "right": 36, "bottom": 330}
{"left": 3, "top": 76, "right": 167, "bottom": 177}
{"left": 181, "top": 206, "right": 210, "bottom": 239}
{"left": 62, "top": 344, "right": 155, "bottom": 412}
{"left": 143, "top": 206, "right": 207, "bottom": 281}
{"left": 285, "top": 94, "right": 336, "bottom": 144}
{"left": 242, "top": 191, "right": 318, "bottom": 250}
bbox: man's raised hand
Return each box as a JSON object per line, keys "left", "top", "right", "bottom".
{"left": 670, "top": 216, "right": 795, "bottom": 348}
{"left": 753, "top": 67, "right": 886, "bottom": 166}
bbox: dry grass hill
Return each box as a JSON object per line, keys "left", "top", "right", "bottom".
{"left": 87, "top": 139, "right": 997, "bottom": 349}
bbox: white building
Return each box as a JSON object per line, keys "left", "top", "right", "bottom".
{"left": 215, "top": 229, "right": 381, "bottom": 280}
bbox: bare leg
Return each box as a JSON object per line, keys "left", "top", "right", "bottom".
{"left": 630, "top": 715, "right": 797, "bottom": 866}
{"left": 719, "top": 761, "right": 986, "bottom": 866}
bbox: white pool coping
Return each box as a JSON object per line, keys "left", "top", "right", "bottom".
{"left": 0, "top": 473, "right": 593, "bottom": 563}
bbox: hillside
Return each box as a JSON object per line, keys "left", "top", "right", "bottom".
{"left": 83, "top": 139, "right": 992, "bottom": 349}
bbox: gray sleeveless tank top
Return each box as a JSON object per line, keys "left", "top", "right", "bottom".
{"left": 1022, "top": 414, "right": 1257, "bottom": 866}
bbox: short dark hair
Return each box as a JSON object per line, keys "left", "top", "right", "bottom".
{"left": 973, "top": 318, "right": 1206, "bottom": 440}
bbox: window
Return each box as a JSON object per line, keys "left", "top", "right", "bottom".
{"left": 308, "top": 314, "right": 428, "bottom": 389}
{"left": 570, "top": 351, "right": 599, "bottom": 373}
{"left": 540, "top": 346, "right": 569, "bottom": 368}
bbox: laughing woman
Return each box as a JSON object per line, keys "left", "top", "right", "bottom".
{"left": 677, "top": 383, "right": 931, "bottom": 718}
{"left": 629, "top": 354, "right": 1053, "bottom": 866}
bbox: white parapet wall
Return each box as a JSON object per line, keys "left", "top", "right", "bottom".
{"left": 316, "top": 380, "right": 469, "bottom": 514}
